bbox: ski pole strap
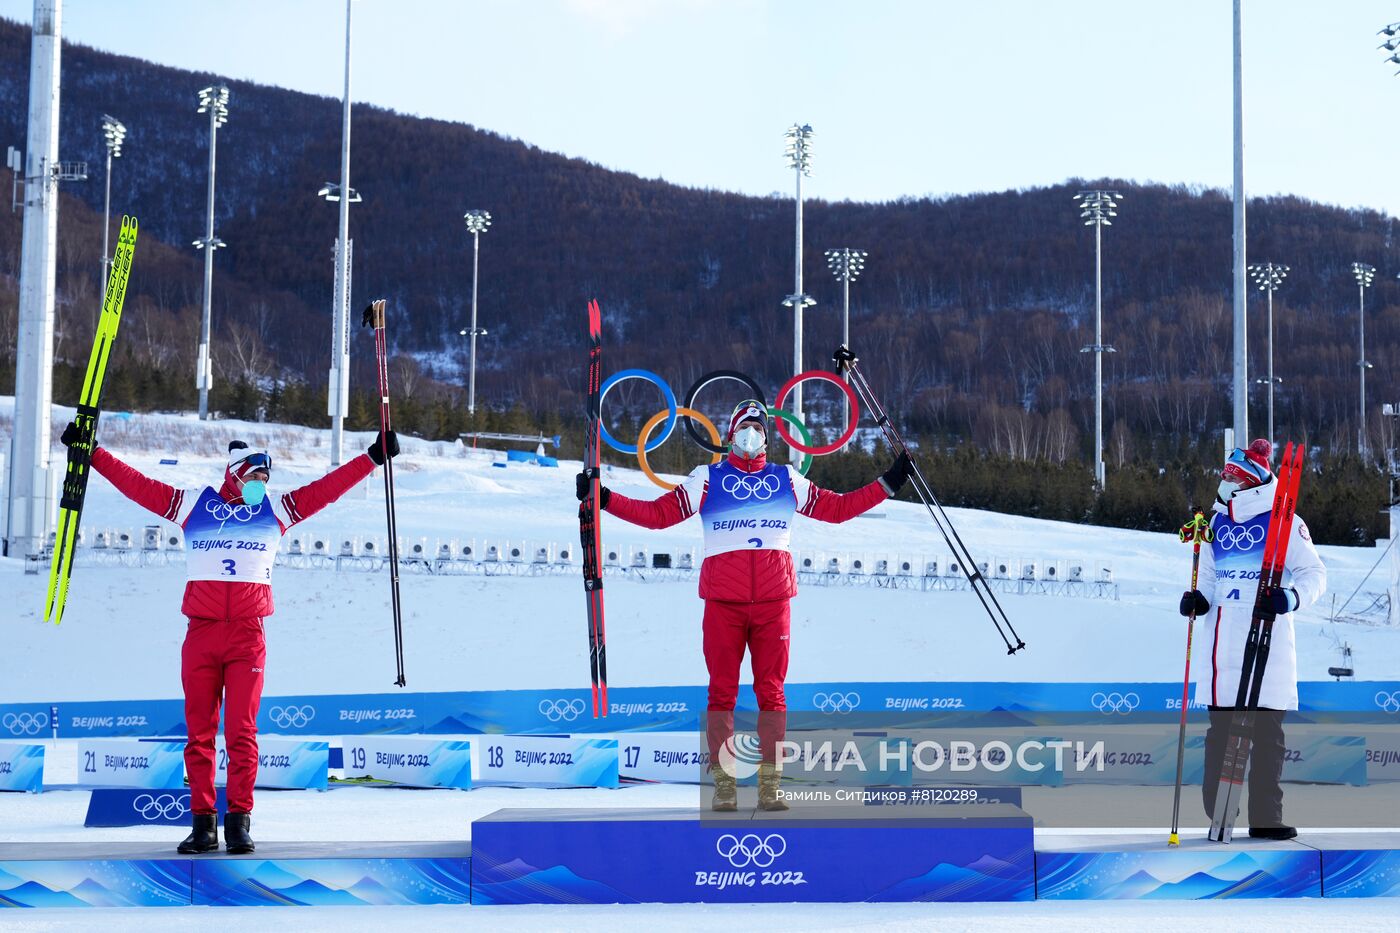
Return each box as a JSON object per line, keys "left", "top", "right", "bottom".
{"left": 1179, "top": 512, "right": 1212, "bottom": 544}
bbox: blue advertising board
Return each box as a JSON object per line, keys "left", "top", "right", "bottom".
{"left": 6, "top": 681, "right": 1400, "bottom": 741}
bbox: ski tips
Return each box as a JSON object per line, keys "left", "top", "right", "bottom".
{"left": 362, "top": 299, "right": 387, "bottom": 329}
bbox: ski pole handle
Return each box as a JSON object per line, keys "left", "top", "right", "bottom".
{"left": 1178, "top": 511, "right": 1212, "bottom": 546}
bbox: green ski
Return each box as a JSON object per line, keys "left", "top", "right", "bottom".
{"left": 44, "top": 214, "right": 139, "bottom": 625}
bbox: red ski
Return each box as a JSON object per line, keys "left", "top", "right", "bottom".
{"left": 1208, "top": 441, "right": 1304, "bottom": 842}
{"left": 579, "top": 299, "right": 608, "bottom": 717}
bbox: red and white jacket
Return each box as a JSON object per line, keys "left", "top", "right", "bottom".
{"left": 91, "top": 447, "right": 375, "bottom": 621}
{"left": 605, "top": 451, "right": 889, "bottom": 603}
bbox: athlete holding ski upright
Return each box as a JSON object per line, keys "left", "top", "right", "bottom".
{"left": 576, "top": 400, "right": 911, "bottom": 811}
{"left": 60, "top": 425, "right": 399, "bottom": 854}
{"left": 1178, "top": 439, "right": 1326, "bottom": 839}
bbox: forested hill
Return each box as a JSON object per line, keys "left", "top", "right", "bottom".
{"left": 1, "top": 16, "right": 1398, "bottom": 466}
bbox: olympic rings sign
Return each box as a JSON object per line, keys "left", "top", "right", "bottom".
{"left": 600, "top": 368, "right": 861, "bottom": 490}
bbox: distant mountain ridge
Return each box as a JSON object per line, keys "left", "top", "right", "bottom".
{"left": 0, "top": 16, "right": 1397, "bottom": 460}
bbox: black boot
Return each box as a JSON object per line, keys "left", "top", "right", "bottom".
{"left": 224, "top": 811, "right": 255, "bottom": 854}
{"left": 177, "top": 813, "right": 219, "bottom": 854}
{"left": 1248, "top": 825, "right": 1298, "bottom": 840}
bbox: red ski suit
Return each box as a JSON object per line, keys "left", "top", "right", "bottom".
{"left": 605, "top": 451, "right": 889, "bottom": 764}
{"left": 91, "top": 447, "right": 375, "bottom": 814}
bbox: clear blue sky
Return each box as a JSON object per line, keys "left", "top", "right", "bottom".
{"left": 5, "top": 0, "right": 1400, "bottom": 213}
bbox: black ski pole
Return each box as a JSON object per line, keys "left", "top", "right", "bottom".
{"left": 834, "top": 345, "right": 1025, "bottom": 654}
{"left": 363, "top": 299, "right": 407, "bottom": 687}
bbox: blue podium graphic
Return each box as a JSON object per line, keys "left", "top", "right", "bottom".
{"left": 471, "top": 806, "right": 1035, "bottom": 903}
{"left": 1036, "top": 835, "right": 1322, "bottom": 899}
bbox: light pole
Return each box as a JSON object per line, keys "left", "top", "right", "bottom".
{"left": 323, "top": 0, "right": 356, "bottom": 466}
{"left": 1232, "top": 0, "right": 1248, "bottom": 449}
{"left": 825, "top": 247, "right": 867, "bottom": 438}
{"left": 193, "top": 85, "right": 228, "bottom": 422}
{"left": 463, "top": 209, "right": 491, "bottom": 415}
{"left": 99, "top": 114, "right": 124, "bottom": 309}
{"left": 1354, "top": 262, "right": 1376, "bottom": 457}
{"left": 1074, "top": 189, "right": 1121, "bottom": 490}
{"left": 782, "top": 123, "right": 814, "bottom": 455}
{"left": 1247, "top": 261, "right": 1288, "bottom": 447}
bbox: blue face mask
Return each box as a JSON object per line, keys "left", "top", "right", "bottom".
{"left": 241, "top": 479, "right": 267, "bottom": 506}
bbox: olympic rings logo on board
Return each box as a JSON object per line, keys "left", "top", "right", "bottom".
{"left": 1376, "top": 692, "right": 1400, "bottom": 714}
{"left": 813, "top": 691, "right": 861, "bottom": 714}
{"left": 539, "top": 698, "right": 587, "bottom": 722}
{"left": 268, "top": 705, "right": 315, "bottom": 729}
{"left": 133, "top": 793, "right": 189, "bottom": 821}
{"left": 598, "top": 368, "right": 862, "bottom": 490}
{"left": 206, "top": 499, "right": 262, "bottom": 523}
{"left": 720, "top": 473, "right": 783, "bottom": 501}
{"left": 716, "top": 833, "right": 787, "bottom": 868}
{"left": 1215, "top": 525, "right": 1265, "bottom": 551}
{"left": 1091, "top": 692, "right": 1140, "bottom": 715}
{"left": 2, "top": 712, "right": 48, "bottom": 736}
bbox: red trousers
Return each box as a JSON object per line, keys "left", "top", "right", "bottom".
{"left": 703, "top": 598, "right": 790, "bottom": 765}
{"left": 181, "top": 616, "right": 266, "bottom": 814}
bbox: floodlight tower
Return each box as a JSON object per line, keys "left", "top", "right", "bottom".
{"left": 825, "top": 247, "right": 867, "bottom": 437}
{"left": 99, "top": 114, "right": 125, "bottom": 305}
{"left": 1353, "top": 262, "right": 1377, "bottom": 457}
{"left": 1247, "top": 261, "right": 1288, "bottom": 447}
{"left": 462, "top": 209, "right": 492, "bottom": 415}
{"left": 193, "top": 84, "right": 228, "bottom": 422}
{"left": 324, "top": 0, "right": 358, "bottom": 467}
{"left": 782, "top": 123, "right": 815, "bottom": 446}
{"left": 1074, "top": 189, "right": 1122, "bottom": 490}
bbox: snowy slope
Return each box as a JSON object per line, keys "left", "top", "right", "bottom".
{"left": 3, "top": 399, "right": 1397, "bottom": 703}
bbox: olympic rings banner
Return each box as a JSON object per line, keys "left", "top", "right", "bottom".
{"left": 598, "top": 367, "right": 861, "bottom": 489}
{"left": 85, "top": 787, "right": 228, "bottom": 827}
{"left": 5, "top": 681, "right": 1400, "bottom": 743}
{"left": 0, "top": 741, "right": 44, "bottom": 793}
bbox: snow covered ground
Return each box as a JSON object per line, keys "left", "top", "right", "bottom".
{"left": 2, "top": 399, "right": 1397, "bottom": 702}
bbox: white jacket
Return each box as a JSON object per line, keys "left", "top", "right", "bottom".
{"left": 1189, "top": 478, "right": 1327, "bottom": 710}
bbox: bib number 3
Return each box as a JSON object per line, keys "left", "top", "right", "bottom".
{"left": 222, "top": 559, "right": 237, "bottom": 576}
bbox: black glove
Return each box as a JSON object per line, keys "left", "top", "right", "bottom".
{"left": 879, "top": 451, "right": 914, "bottom": 495}
{"left": 1256, "top": 586, "right": 1298, "bottom": 622}
{"left": 575, "top": 470, "right": 610, "bottom": 508}
{"left": 60, "top": 421, "right": 83, "bottom": 448}
{"left": 368, "top": 430, "right": 399, "bottom": 465}
{"left": 1179, "top": 590, "right": 1210, "bottom": 618}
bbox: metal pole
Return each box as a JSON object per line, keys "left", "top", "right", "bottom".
{"left": 7, "top": 0, "right": 62, "bottom": 558}
{"left": 793, "top": 165, "right": 804, "bottom": 426}
{"left": 469, "top": 229, "right": 480, "bottom": 415}
{"left": 196, "top": 104, "right": 217, "bottom": 421}
{"left": 329, "top": 0, "right": 354, "bottom": 467}
{"left": 101, "top": 146, "right": 111, "bottom": 311}
{"left": 1094, "top": 218, "right": 1105, "bottom": 489}
{"left": 1266, "top": 283, "right": 1275, "bottom": 447}
{"left": 841, "top": 268, "right": 851, "bottom": 435}
{"left": 1231, "top": 0, "right": 1249, "bottom": 442}
{"left": 1360, "top": 283, "right": 1368, "bottom": 457}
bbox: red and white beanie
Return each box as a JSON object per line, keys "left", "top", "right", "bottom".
{"left": 226, "top": 441, "right": 272, "bottom": 483}
{"left": 726, "top": 399, "right": 768, "bottom": 442}
{"left": 1222, "top": 438, "right": 1272, "bottom": 488}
